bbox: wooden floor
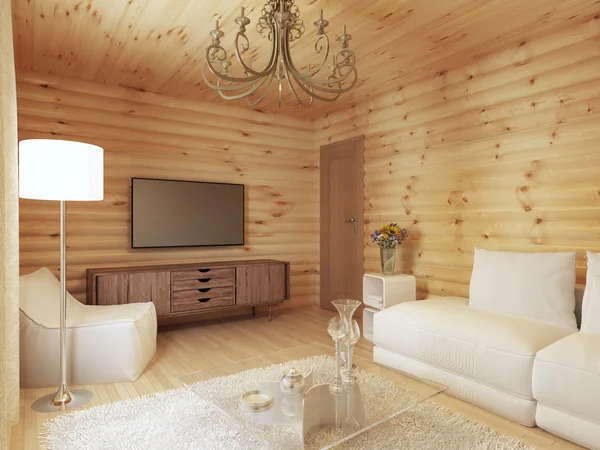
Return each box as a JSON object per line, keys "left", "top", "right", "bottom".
{"left": 10, "top": 306, "right": 584, "bottom": 450}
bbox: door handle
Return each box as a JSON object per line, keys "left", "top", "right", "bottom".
{"left": 347, "top": 216, "right": 357, "bottom": 233}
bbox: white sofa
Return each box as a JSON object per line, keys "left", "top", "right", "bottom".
{"left": 373, "top": 297, "right": 576, "bottom": 426}
{"left": 373, "top": 249, "right": 591, "bottom": 433}
{"left": 20, "top": 268, "right": 157, "bottom": 388}
{"left": 530, "top": 251, "right": 600, "bottom": 449}
{"left": 533, "top": 333, "right": 600, "bottom": 449}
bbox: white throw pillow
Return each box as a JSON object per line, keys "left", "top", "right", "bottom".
{"left": 581, "top": 252, "right": 600, "bottom": 333}
{"left": 469, "top": 249, "right": 577, "bottom": 329}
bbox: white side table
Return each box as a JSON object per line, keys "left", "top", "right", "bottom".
{"left": 362, "top": 273, "right": 416, "bottom": 342}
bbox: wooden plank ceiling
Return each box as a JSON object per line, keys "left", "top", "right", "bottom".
{"left": 11, "top": 0, "right": 600, "bottom": 119}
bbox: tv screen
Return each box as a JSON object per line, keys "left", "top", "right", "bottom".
{"left": 131, "top": 178, "right": 244, "bottom": 248}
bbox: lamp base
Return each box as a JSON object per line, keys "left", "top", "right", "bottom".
{"left": 31, "top": 389, "right": 93, "bottom": 413}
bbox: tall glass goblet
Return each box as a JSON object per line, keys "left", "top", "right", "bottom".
{"left": 342, "top": 319, "right": 361, "bottom": 384}
{"left": 327, "top": 316, "right": 345, "bottom": 392}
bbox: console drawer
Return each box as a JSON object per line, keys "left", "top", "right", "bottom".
{"left": 173, "top": 277, "right": 234, "bottom": 291}
{"left": 172, "top": 267, "right": 234, "bottom": 281}
{"left": 173, "top": 286, "right": 234, "bottom": 301}
{"left": 172, "top": 295, "right": 234, "bottom": 313}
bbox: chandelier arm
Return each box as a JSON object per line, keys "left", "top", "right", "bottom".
{"left": 283, "top": 31, "right": 357, "bottom": 88}
{"left": 246, "top": 71, "right": 277, "bottom": 107}
{"left": 215, "top": 74, "right": 272, "bottom": 101}
{"left": 233, "top": 27, "right": 278, "bottom": 77}
{"left": 282, "top": 42, "right": 357, "bottom": 94}
{"left": 283, "top": 31, "right": 330, "bottom": 80}
{"left": 288, "top": 70, "right": 342, "bottom": 103}
{"left": 308, "top": 67, "right": 359, "bottom": 94}
{"left": 286, "top": 55, "right": 357, "bottom": 88}
{"left": 205, "top": 60, "right": 264, "bottom": 85}
{"left": 202, "top": 65, "right": 268, "bottom": 93}
{"left": 282, "top": 36, "right": 356, "bottom": 90}
{"left": 284, "top": 64, "right": 313, "bottom": 107}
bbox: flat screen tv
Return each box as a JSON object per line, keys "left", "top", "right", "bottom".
{"left": 131, "top": 178, "right": 244, "bottom": 249}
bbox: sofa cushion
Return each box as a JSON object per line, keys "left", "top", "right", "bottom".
{"left": 373, "top": 298, "right": 575, "bottom": 399}
{"left": 533, "top": 332, "right": 600, "bottom": 424}
{"left": 469, "top": 249, "right": 577, "bottom": 329}
{"left": 582, "top": 252, "right": 600, "bottom": 333}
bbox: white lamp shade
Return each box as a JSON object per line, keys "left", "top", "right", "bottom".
{"left": 19, "top": 139, "right": 104, "bottom": 201}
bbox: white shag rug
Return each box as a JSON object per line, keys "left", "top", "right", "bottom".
{"left": 42, "top": 356, "right": 534, "bottom": 450}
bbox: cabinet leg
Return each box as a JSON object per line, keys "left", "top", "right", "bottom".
{"left": 252, "top": 306, "right": 256, "bottom": 317}
{"left": 268, "top": 305, "right": 272, "bottom": 322}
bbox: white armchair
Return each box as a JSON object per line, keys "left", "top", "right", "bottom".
{"left": 20, "top": 268, "right": 157, "bottom": 388}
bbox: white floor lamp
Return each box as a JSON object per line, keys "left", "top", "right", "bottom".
{"left": 19, "top": 139, "right": 104, "bottom": 412}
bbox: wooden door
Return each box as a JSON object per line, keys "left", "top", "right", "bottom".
{"left": 320, "top": 137, "right": 364, "bottom": 312}
{"left": 128, "top": 272, "right": 171, "bottom": 316}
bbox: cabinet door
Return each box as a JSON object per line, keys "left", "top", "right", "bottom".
{"left": 236, "top": 265, "right": 270, "bottom": 305}
{"left": 268, "top": 263, "right": 287, "bottom": 302}
{"left": 96, "top": 274, "right": 129, "bottom": 305}
{"left": 236, "top": 263, "right": 287, "bottom": 305}
{"left": 128, "top": 272, "right": 171, "bottom": 316}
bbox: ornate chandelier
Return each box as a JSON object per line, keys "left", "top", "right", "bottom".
{"left": 203, "top": 0, "right": 358, "bottom": 108}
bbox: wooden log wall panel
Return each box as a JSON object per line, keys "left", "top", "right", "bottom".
{"left": 316, "top": 17, "right": 600, "bottom": 299}
{"left": 16, "top": 72, "right": 320, "bottom": 307}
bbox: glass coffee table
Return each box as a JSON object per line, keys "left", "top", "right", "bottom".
{"left": 179, "top": 342, "right": 446, "bottom": 449}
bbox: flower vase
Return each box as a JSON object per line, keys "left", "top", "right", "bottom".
{"left": 380, "top": 247, "right": 396, "bottom": 275}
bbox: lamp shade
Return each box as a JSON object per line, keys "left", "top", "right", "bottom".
{"left": 19, "top": 139, "right": 104, "bottom": 201}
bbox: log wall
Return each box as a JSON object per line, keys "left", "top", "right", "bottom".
{"left": 316, "top": 17, "right": 600, "bottom": 298}
{"left": 17, "top": 72, "right": 319, "bottom": 306}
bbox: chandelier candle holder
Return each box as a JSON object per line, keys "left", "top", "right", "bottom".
{"left": 203, "top": 0, "right": 358, "bottom": 108}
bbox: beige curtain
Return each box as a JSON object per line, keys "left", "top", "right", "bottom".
{"left": 0, "top": 0, "right": 20, "bottom": 446}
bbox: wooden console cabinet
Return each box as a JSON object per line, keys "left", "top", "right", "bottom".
{"left": 86, "top": 259, "right": 290, "bottom": 323}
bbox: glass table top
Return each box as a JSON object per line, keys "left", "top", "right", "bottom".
{"left": 178, "top": 342, "right": 446, "bottom": 449}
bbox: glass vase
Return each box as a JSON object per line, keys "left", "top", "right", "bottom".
{"left": 331, "top": 299, "right": 361, "bottom": 384}
{"left": 380, "top": 247, "right": 396, "bottom": 275}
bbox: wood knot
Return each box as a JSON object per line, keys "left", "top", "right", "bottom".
{"left": 520, "top": 186, "right": 528, "bottom": 192}
{"left": 536, "top": 218, "right": 543, "bottom": 224}
{"left": 524, "top": 205, "right": 532, "bottom": 212}
{"left": 483, "top": 234, "right": 489, "bottom": 239}
{"left": 112, "top": 200, "right": 126, "bottom": 206}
